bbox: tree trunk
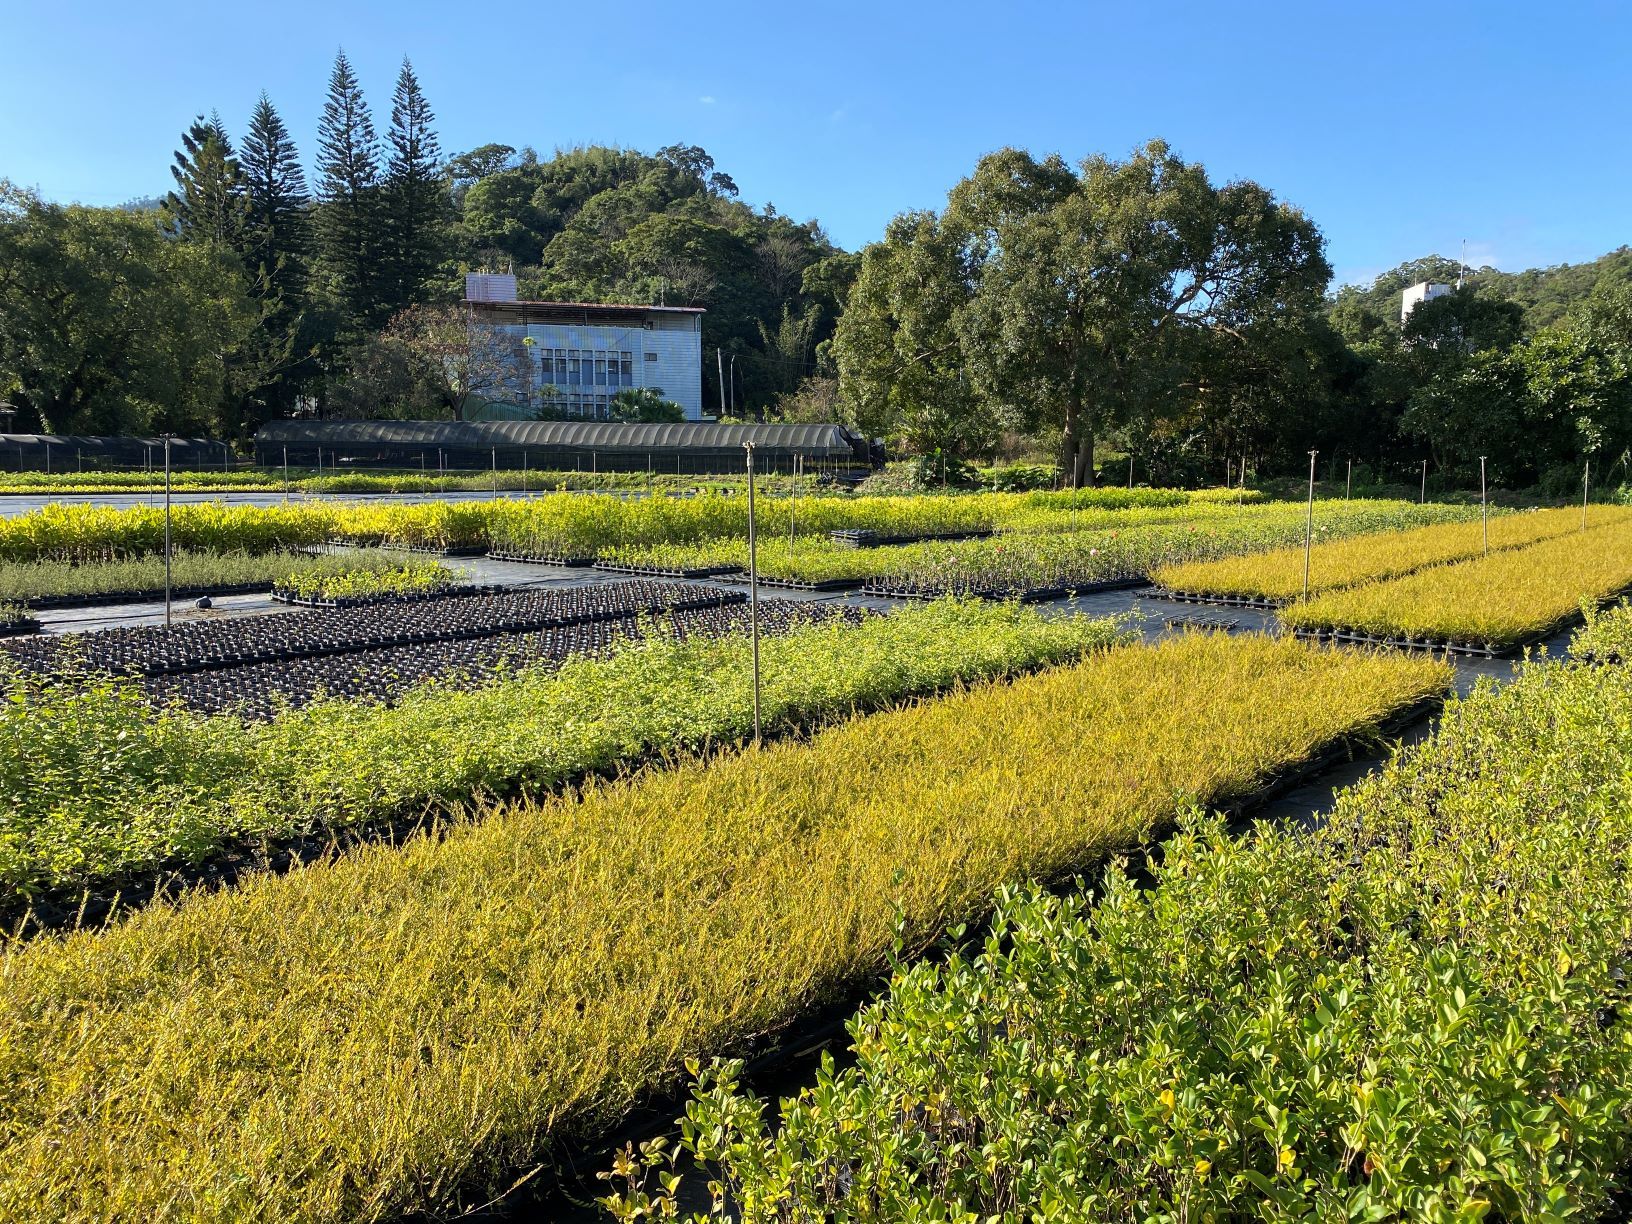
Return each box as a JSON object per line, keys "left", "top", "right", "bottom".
{"left": 1062, "top": 396, "right": 1095, "bottom": 488}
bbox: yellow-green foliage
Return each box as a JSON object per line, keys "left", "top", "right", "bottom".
{"left": 0, "top": 634, "right": 1449, "bottom": 1223}
{"left": 0, "top": 502, "right": 335, "bottom": 562}
{"left": 1157, "top": 505, "right": 1629, "bottom": 601}
{"left": 1283, "top": 516, "right": 1632, "bottom": 647}
{"left": 1574, "top": 599, "right": 1632, "bottom": 660}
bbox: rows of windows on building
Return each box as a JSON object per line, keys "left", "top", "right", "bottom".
{"left": 526, "top": 348, "right": 658, "bottom": 420}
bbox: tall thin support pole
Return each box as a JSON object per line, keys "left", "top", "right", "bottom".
{"left": 1584, "top": 460, "right": 1592, "bottom": 529}
{"left": 282, "top": 446, "right": 289, "bottom": 504}
{"left": 1479, "top": 457, "right": 1489, "bottom": 555}
{"left": 1420, "top": 459, "right": 1428, "bottom": 505}
{"left": 1127, "top": 456, "right": 1133, "bottom": 489}
{"left": 744, "top": 442, "right": 762, "bottom": 747}
{"left": 492, "top": 446, "right": 498, "bottom": 496}
{"left": 717, "top": 349, "right": 727, "bottom": 417}
{"left": 1303, "top": 450, "right": 1317, "bottom": 604}
{"left": 163, "top": 437, "right": 173, "bottom": 629}
{"left": 1346, "top": 459, "right": 1352, "bottom": 502}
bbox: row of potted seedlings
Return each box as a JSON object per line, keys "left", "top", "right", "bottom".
{"left": 1, "top": 581, "right": 745, "bottom": 679}
{"left": 143, "top": 600, "right": 873, "bottom": 719}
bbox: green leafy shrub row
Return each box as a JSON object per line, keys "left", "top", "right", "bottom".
{"left": 272, "top": 556, "right": 456, "bottom": 602}
{"left": 625, "top": 646, "right": 1632, "bottom": 1222}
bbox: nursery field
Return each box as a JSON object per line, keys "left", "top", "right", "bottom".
{"left": 630, "top": 621, "right": 1632, "bottom": 1221}
{"left": 1155, "top": 504, "right": 1629, "bottom": 603}
{"left": 0, "top": 633, "right": 1447, "bottom": 1223}
{"left": 0, "top": 598, "right": 1120, "bottom": 911}
{"left": 1282, "top": 513, "right": 1632, "bottom": 651}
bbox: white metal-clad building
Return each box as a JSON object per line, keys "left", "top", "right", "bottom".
{"left": 464, "top": 273, "right": 707, "bottom": 421}
{"left": 1400, "top": 280, "right": 1453, "bottom": 326}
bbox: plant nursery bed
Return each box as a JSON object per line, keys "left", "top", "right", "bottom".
{"left": 21, "top": 581, "right": 273, "bottom": 611}
{"left": 1140, "top": 587, "right": 1286, "bottom": 611}
{"left": 594, "top": 562, "right": 745, "bottom": 580}
{"left": 518, "top": 684, "right": 1447, "bottom": 1220}
{"left": 0, "top": 617, "right": 42, "bottom": 638}
{"left": 829, "top": 528, "right": 995, "bottom": 548}
{"left": 1290, "top": 627, "right": 1517, "bottom": 659}
{"left": 1163, "top": 613, "right": 1240, "bottom": 632}
{"left": 719, "top": 573, "right": 864, "bottom": 592}
{"left": 864, "top": 577, "right": 1149, "bottom": 603}
{"left": 270, "top": 583, "right": 499, "bottom": 610}
{"left": 327, "top": 538, "right": 487, "bottom": 558}
{"left": 487, "top": 550, "right": 597, "bottom": 568}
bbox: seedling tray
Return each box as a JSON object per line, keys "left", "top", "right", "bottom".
{"left": 1141, "top": 587, "right": 1286, "bottom": 611}
{"left": 488, "top": 550, "right": 596, "bottom": 568}
{"left": 1292, "top": 627, "right": 1515, "bottom": 659}
{"left": 0, "top": 617, "right": 41, "bottom": 638}
{"left": 719, "top": 573, "right": 863, "bottom": 592}
{"left": 22, "top": 582, "right": 272, "bottom": 611}
{"left": 594, "top": 562, "right": 744, "bottom": 580}
{"left": 864, "top": 576, "right": 1148, "bottom": 603}
{"left": 1163, "top": 613, "right": 1240, "bottom": 632}
{"left": 829, "top": 528, "right": 994, "bottom": 548}
{"left": 326, "top": 538, "right": 487, "bottom": 558}
{"left": 270, "top": 583, "right": 499, "bottom": 610}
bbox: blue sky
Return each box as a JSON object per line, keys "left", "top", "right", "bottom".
{"left": 3, "top": 1, "right": 1628, "bottom": 287}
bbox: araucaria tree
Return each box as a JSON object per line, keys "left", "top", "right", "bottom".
{"left": 383, "top": 59, "right": 446, "bottom": 314}
{"left": 836, "top": 140, "right": 1330, "bottom": 484}
{"left": 164, "top": 113, "right": 249, "bottom": 248}
{"left": 314, "top": 49, "right": 385, "bottom": 332}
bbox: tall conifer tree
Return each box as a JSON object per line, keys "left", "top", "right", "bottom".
{"left": 240, "top": 92, "right": 309, "bottom": 305}
{"left": 384, "top": 58, "right": 446, "bottom": 312}
{"left": 314, "top": 49, "right": 383, "bottom": 330}
{"left": 164, "top": 113, "right": 248, "bottom": 247}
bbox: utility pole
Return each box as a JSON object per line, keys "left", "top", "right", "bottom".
{"left": 744, "top": 442, "right": 762, "bottom": 747}
{"left": 1303, "top": 450, "right": 1317, "bottom": 604}
{"left": 163, "top": 437, "right": 173, "bottom": 629}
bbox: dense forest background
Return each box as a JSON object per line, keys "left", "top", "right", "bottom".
{"left": 1, "top": 50, "right": 1628, "bottom": 490}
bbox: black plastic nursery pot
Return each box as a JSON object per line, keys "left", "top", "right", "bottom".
{"left": 487, "top": 550, "right": 597, "bottom": 568}
{"left": 594, "top": 562, "right": 745, "bottom": 580}
{"left": 20, "top": 581, "right": 273, "bottom": 611}
{"left": 1141, "top": 587, "right": 1287, "bottom": 612}
{"left": 0, "top": 617, "right": 41, "bottom": 638}
{"left": 829, "top": 528, "right": 995, "bottom": 549}
{"left": 1290, "top": 627, "right": 1511, "bottom": 659}
{"left": 0, "top": 582, "right": 750, "bottom": 681}
{"left": 863, "top": 576, "right": 1148, "bottom": 604}
{"left": 719, "top": 573, "right": 864, "bottom": 592}
{"left": 269, "top": 583, "right": 499, "bottom": 610}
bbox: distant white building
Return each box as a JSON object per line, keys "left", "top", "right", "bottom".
{"left": 1400, "top": 280, "right": 1453, "bottom": 326}
{"left": 463, "top": 273, "right": 707, "bottom": 422}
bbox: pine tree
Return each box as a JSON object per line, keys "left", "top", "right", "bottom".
{"left": 164, "top": 113, "right": 248, "bottom": 246}
{"left": 383, "top": 58, "right": 447, "bottom": 313}
{"left": 240, "top": 92, "right": 310, "bottom": 307}
{"left": 314, "top": 48, "right": 384, "bottom": 330}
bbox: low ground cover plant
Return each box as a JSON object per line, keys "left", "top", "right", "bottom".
{"left": 0, "top": 548, "right": 442, "bottom": 605}
{"left": 0, "top": 633, "right": 1446, "bottom": 1222}
{"left": 1156, "top": 504, "right": 1628, "bottom": 601}
{"left": 1573, "top": 598, "right": 1632, "bottom": 660}
{"left": 273, "top": 556, "right": 457, "bottom": 603}
{"left": 1282, "top": 514, "right": 1632, "bottom": 648}
{"left": 624, "top": 649, "right": 1632, "bottom": 1222}
{"left": 0, "top": 599, "right": 1124, "bottom": 907}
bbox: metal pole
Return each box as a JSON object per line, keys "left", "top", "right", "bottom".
{"left": 1346, "top": 459, "right": 1352, "bottom": 502}
{"left": 1420, "top": 459, "right": 1427, "bottom": 505}
{"left": 729, "top": 356, "right": 737, "bottom": 416}
{"left": 1480, "top": 457, "right": 1488, "bottom": 555}
{"left": 1303, "top": 450, "right": 1317, "bottom": 603}
{"left": 523, "top": 452, "right": 529, "bottom": 499}
{"left": 717, "top": 349, "right": 727, "bottom": 417}
{"left": 790, "top": 453, "right": 799, "bottom": 551}
{"left": 164, "top": 437, "right": 173, "bottom": 628}
{"left": 1127, "top": 456, "right": 1133, "bottom": 489}
{"left": 282, "top": 446, "right": 289, "bottom": 504}
{"left": 744, "top": 442, "right": 762, "bottom": 747}
{"left": 1584, "top": 460, "right": 1591, "bottom": 529}
{"left": 492, "top": 446, "right": 498, "bottom": 495}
